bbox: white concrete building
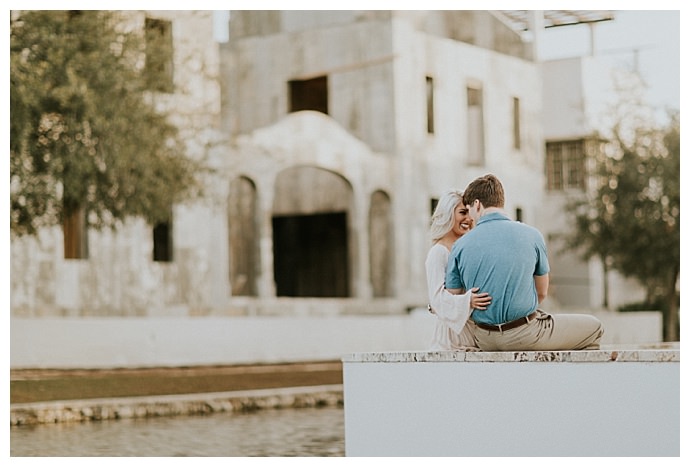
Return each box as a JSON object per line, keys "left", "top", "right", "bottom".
{"left": 217, "top": 10, "right": 545, "bottom": 312}
{"left": 10, "top": 11, "right": 655, "bottom": 368}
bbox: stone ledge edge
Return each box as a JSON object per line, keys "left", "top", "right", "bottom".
{"left": 341, "top": 349, "right": 680, "bottom": 363}
{"left": 10, "top": 385, "right": 344, "bottom": 426}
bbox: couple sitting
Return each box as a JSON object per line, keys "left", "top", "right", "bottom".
{"left": 426, "top": 174, "right": 603, "bottom": 351}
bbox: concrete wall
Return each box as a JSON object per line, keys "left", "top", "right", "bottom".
{"left": 343, "top": 348, "right": 679, "bottom": 456}
{"left": 541, "top": 56, "right": 619, "bottom": 139}
{"left": 10, "top": 310, "right": 662, "bottom": 369}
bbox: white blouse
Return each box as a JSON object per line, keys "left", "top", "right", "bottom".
{"left": 424, "top": 243, "right": 478, "bottom": 350}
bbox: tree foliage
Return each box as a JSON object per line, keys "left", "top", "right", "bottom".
{"left": 563, "top": 110, "right": 680, "bottom": 341}
{"left": 10, "top": 10, "right": 204, "bottom": 237}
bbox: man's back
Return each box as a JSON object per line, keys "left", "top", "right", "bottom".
{"left": 446, "top": 212, "right": 549, "bottom": 325}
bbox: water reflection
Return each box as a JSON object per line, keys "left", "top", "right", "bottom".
{"left": 11, "top": 406, "right": 344, "bottom": 457}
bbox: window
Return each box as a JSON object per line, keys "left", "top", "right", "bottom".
{"left": 512, "top": 97, "right": 521, "bottom": 150}
{"left": 153, "top": 214, "right": 173, "bottom": 262}
{"left": 369, "top": 190, "right": 393, "bottom": 297}
{"left": 515, "top": 207, "right": 523, "bottom": 222}
{"left": 430, "top": 198, "right": 439, "bottom": 216}
{"left": 289, "top": 76, "right": 328, "bottom": 114}
{"left": 63, "top": 205, "right": 88, "bottom": 259}
{"left": 228, "top": 176, "right": 259, "bottom": 296}
{"left": 546, "top": 140, "right": 586, "bottom": 190}
{"left": 467, "top": 86, "right": 485, "bottom": 165}
{"left": 426, "top": 76, "right": 435, "bottom": 134}
{"left": 145, "top": 18, "right": 174, "bottom": 93}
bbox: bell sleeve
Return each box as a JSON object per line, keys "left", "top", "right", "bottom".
{"left": 425, "top": 245, "right": 473, "bottom": 334}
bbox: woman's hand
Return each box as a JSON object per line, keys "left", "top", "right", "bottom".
{"left": 470, "top": 288, "right": 492, "bottom": 310}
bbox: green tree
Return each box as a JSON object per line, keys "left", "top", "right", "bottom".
{"left": 562, "top": 150, "right": 618, "bottom": 309}
{"left": 564, "top": 110, "right": 680, "bottom": 341}
{"left": 10, "top": 10, "right": 204, "bottom": 237}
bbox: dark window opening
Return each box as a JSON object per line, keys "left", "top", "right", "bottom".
{"left": 430, "top": 198, "right": 439, "bottom": 216}
{"left": 426, "top": 76, "right": 435, "bottom": 134}
{"left": 515, "top": 207, "right": 523, "bottom": 222}
{"left": 513, "top": 97, "right": 521, "bottom": 150}
{"left": 63, "top": 205, "right": 88, "bottom": 259}
{"left": 272, "top": 212, "right": 349, "bottom": 297}
{"left": 289, "top": 76, "right": 328, "bottom": 114}
{"left": 153, "top": 219, "right": 173, "bottom": 262}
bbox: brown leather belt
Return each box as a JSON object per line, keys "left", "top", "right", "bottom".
{"left": 474, "top": 311, "right": 539, "bottom": 332}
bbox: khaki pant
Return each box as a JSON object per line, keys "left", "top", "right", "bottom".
{"left": 472, "top": 310, "right": 604, "bottom": 351}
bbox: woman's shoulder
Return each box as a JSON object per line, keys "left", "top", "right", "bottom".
{"left": 426, "top": 242, "right": 450, "bottom": 261}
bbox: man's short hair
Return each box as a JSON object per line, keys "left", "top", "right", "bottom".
{"left": 462, "top": 174, "right": 505, "bottom": 208}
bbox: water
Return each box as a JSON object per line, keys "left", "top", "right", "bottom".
{"left": 10, "top": 406, "right": 345, "bottom": 457}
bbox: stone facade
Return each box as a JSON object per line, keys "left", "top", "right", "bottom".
{"left": 10, "top": 11, "right": 642, "bottom": 322}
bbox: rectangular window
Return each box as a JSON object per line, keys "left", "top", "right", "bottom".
{"left": 430, "top": 198, "right": 439, "bottom": 216}
{"left": 426, "top": 76, "right": 435, "bottom": 134}
{"left": 63, "top": 205, "right": 88, "bottom": 259}
{"left": 546, "top": 140, "right": 586, "bottom": 190}
{"left": 145, "top": 18, "right": 174, "bottom": 93}
{"left": 153, "top": 214, "right": 173, "bottom": 262}
{"left": 512, "top": 97, "right": 521, "bottom": 150}
{"left": 467, "top": 86, "right": 485, "bottom": 165}
{"left": 289, "top": 76, "right": 328, "bottom": 114}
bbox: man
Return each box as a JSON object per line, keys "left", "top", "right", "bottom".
{"left": 445, "top": 174, "right": 603, "bottom": 351}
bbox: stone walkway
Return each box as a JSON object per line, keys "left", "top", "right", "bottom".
{"left": 11, "top": 361, "right": 344, "bottom": 426}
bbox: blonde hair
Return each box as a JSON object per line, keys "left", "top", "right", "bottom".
{"left": 430, "top": 190, "right": 463, "bottom": 243}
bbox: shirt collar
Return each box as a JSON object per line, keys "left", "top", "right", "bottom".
{"left": 477, "top": 211, "right": 510, "bottom": 226}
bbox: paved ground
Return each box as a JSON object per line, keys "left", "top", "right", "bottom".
{"left": 10, "top": 360, "right": 343, "bottom": 404}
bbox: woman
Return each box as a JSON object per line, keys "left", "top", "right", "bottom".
{"left": 426, "top": 190, "right": 491, "bottom": 350}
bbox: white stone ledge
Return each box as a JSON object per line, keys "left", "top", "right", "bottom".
{"left": 342, "top": 345, "right": 679, "bottom": 363}
{"left": 342, "top": 344, "right": 680, "bottom": 456}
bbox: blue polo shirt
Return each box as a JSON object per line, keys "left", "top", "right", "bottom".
{"left": 445, "top": 212, "right": 549, "bottom": 325}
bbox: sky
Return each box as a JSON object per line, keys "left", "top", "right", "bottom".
{"left": 537, "top": 9, "right": 680, "bottom": 119}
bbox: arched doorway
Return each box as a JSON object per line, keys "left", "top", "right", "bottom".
{"left": 272, "top": 166, "right": 353, "bottom": 297}
{"left": 228, "top": 176, "right": 259, "bottom": 296}
{"left": 369, "top": 190, "right": 393, "bottom": 297}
